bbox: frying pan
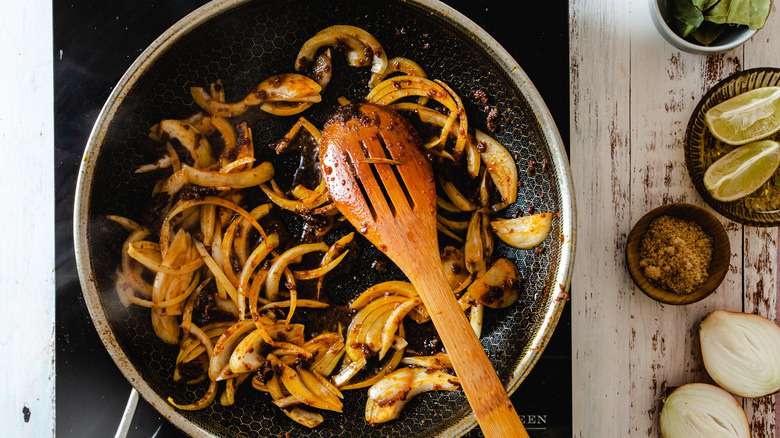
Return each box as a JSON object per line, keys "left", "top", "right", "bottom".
{"left": 74, "top": 0, "right": 576, "bottom": 436}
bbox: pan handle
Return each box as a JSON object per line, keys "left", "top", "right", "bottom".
{"left": 114, "top": 388, "right": 139, "bottom": 438}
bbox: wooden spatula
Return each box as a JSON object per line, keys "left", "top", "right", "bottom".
{"left": 320, "top": 102, "right": 528, "bottom": 438}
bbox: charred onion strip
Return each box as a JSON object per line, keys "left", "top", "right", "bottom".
{"left": 319, "top": 25, "right": 387, "bottom": 75}
{"left": 275, "top": 117, "right": 322, "bottom": 154}
{"left": 233, "top": 203, "right": 273, "bottom": 266}
{"left": 475, "top": 129, "right": 518, "bottom": 207}
{"left": 167, "top": 322, "right": 219, "bottom": 410}
{"left": 295, "top": 30, "right": 370, "bottom": 71}
{"left": 340, "top": 334, "right": 406, "bottom": 390}
{"left": 279, "top": 362, "right": 343, "bottom": 412}
{"left": 367, "top": 76, "right": 467, "bottom": 156}
{"left": 109, "top": 216, "right": 154, "bottom": 302}
{"left": 392, "top": 102, "right": 480, "bottom": 176}
{"left": 369, "top": 56, "right": 427, "bottom": 91}
{"left": 365, "top": 367, "right": 460, "bottom": 424}
{"left": 438, "top": 174, "right": 478, "bottom": 212}
{"left": 400, "top": 353, "right": 452, "bottom": 369}
{"left": 303, "top": 333, "right": 345, "bottom": 377}
{"left": 260, "top": 299, "right": 329, "bottom": 311}
{"left": 349, "top": 281, "right": 418, "bottom": 309}
{"left": 121, "top": 270, "right": 201, "bottom": 309}
{"left": 191, "top": 74, "right": 322, "bottom": 118}
{"left": 211, "top": 116, "right": 237, "bottom": 169}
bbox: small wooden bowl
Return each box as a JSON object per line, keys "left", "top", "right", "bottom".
{"left": 626, "top": 203, "right": 730, "bottom": 305}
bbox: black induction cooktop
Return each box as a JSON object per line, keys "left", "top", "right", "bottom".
{"left": 54, "top": 1, "right": 571, "bottom": 436}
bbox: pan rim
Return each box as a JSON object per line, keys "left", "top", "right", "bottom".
{"left": 73, "top": 0, "right": 576, "bottom": 436}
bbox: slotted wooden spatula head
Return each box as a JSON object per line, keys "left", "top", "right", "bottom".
{"left": 319, "top": 102, "right": 528, "bottom": 438}
{"left": 319, "top": 102, "right": 438, "bottom": 271}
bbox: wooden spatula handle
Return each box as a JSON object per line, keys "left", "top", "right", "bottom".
{"left": 408, "top": 259, "right": 529, "bottom": 438}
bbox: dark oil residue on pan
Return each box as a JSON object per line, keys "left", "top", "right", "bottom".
{"left": 74, "top": 0, "right": 575, "bottom": 437}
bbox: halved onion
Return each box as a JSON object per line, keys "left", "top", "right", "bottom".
{"left": 659, "top": 383, "right": 750, "bottom": 438}
{"left": 700, "top": 310, "right": 780, "bottom": 398}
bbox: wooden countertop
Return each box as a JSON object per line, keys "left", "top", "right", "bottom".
{"left": 570, "top": 0, "right": 780, "bottom": 436}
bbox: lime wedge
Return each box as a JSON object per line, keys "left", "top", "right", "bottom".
{"left": 705, "top": 87, "right": 780, "bottom": 145}
{"left": 704, "top": 140, "right": 780, "bottom": 202}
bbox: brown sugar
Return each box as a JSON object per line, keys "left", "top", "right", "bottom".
{"left": 638, "top": 215, "right": 713, "bottom": 295}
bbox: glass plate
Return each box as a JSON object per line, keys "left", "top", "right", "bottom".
{"left": 685, "top": 67, "right": 780, "bottom": 226}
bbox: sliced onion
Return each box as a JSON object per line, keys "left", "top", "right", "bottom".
{"left": 463, "top": 258, "right": 521, "bottom": 309}
{"left": 659, "top": 383, "right": 750, "bottom": 438}
{"left": 365, "top": 367, "right": 459, "bottom": 424}
{"left": 700, "top": 310, "right": 780, "bottom": 398}
{"left": 370, "top": 56, "right": 427, "bottom": 90}
{"left": 158, "top": 119, "right": 215, "bottom": 168}
{"left": 182, "top": 162, "right": 273, "bottom": 189}
{"left": 475, "top": 129, "right": 517, "bottom": 206}
{"left": 191, "top": 74, "right": 321, "bottom": 117}
{"left": 489, "top": 212, "right": 553, "bottom": 250}
{"left": 319, "top": 25, "right": 387, "bottom": 74}
{"left": 295, "top": 30, "right": 370, "bottom": 71}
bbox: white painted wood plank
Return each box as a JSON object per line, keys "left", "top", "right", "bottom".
{"left": 741, "top": 5, "right": 780, "bottom": 435}
{"left": 569, "top": 0, "right": 633, "bottom": 436}
{"left": 627, "top": 1, "right": 744, "bottom": 435}
{"left": 572, "top": 0, "right": 780, "bottom": 435}
{"left": 0, "top": 0, "right": 55, "bottom": 435}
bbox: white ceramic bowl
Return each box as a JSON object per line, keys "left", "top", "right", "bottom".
{"left": 650, "top": 0, "right": 757, "bottom": 54}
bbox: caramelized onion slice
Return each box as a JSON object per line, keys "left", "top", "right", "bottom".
{"left": 370, "top": 56, "right": 426, "bottom": 90}
{"left": 265, "top": 243, "right": 329, "bottom": 301}
{"left": 191, "top": 74, "right": 322, "bottom": 117}
{"left": 489, "top": 212, "right": 553, "bottom": 250}
{"left": 158, "top": 119, "right": 215, "bottom": 168}
{"left": 209, "top": 320, "right": 256, "bottom": 381}
{"left": 279, "top": 362, "right": 343, "bottom": 412}
{"left": 349, "top": 281, "right": 418, "bottom": 309}
{"left": 464, "top": 212, "right": 488, "bottom": 275}
{"left": 400, "top": 353, "right": 452, "bottom": 370}
{"left": 303, "top": 333, "right": 346, "bottom": 377}
{"left": 463, "top": 258, "right": 521, "bottom": 309}
{"left": 365, "top": 367, "right": 459, "bottom": 424}
{"left": 319, "top": 25, "right": 387, "bottom": 74}
{"left": 295, "top": 30, "right": 370, "bottom": 71}
{"left": 181, "top": 162, "right": 274, "bottom": 190}
{"left": 476, "top": 129, "right": 518, "bottom": 206}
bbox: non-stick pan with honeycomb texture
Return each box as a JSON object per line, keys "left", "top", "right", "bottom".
{"left": 74, "top": 0, "right": 575, "bottom": 436}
